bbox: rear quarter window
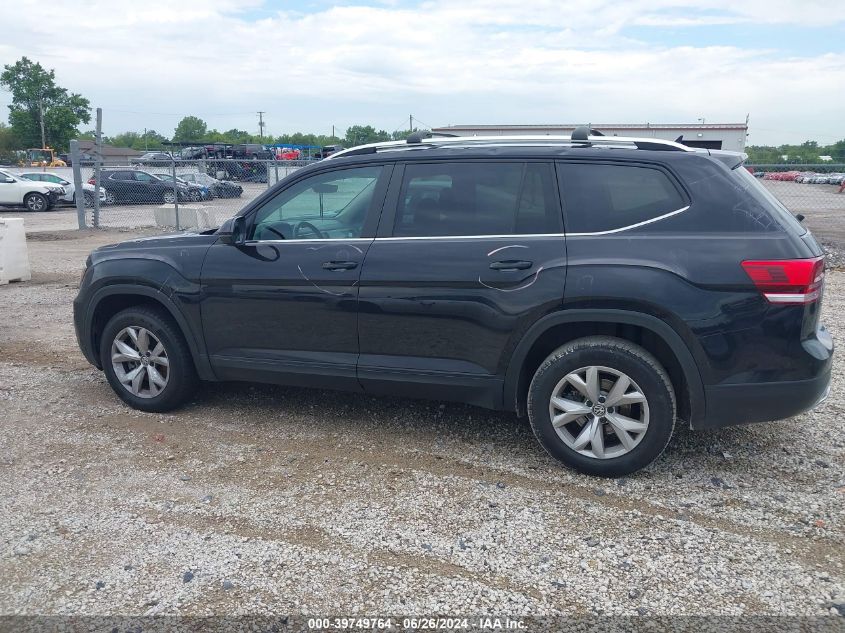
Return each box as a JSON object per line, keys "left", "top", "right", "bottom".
{"left": 558, "top": 162, "right": 687, "bottom": 233}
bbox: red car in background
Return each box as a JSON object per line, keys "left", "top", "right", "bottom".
{"left": 275, "top": 147, "right": 302, "bottom": 161}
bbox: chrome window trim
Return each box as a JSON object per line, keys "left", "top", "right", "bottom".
{"left": 245, "top": 205, "right": 691, "bottom": 244}
{"left": 566, "top": 205, "right": 690, "bottom": 237}
{"left": 246, "top": 237, "right": 373, "bottom": 245}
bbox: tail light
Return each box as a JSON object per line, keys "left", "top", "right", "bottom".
{"left": 87, "top": 177, "right": 95, "bottom": 185}
{"left": 741, "top": 256, "right": 825, "bottom": 304}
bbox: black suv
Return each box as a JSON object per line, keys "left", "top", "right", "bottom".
{"left": 93, "top": 169, "right": 191, "bottom": 204}
{"left": 73, "top": 131, "right": 833, "bottom": 476}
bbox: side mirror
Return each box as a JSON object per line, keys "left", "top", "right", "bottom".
{"left": 2, "top": 177, "right": 14, "bottom": 183}
{"left": 219, "top": 216, "right": 247, "bottom": 245}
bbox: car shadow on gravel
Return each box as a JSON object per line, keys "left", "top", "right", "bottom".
{"left": 189, "top": 380, "right": 776, "bottom": 481}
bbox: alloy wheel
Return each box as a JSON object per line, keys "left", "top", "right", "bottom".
{"left": 26, "top": 195, "right": 45, "bottom": 211}
{"left": 548, "top": 365, "right": 649, "bottom": 460}
{"left": 111, "top": 326, "right": 170, "bottom": 398}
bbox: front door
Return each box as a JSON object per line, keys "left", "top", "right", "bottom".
{"left": 357, "top": 160, "right": 567, "bottom": 408}
{"left": 200, "top": 164, "right": 390, "bottom": 390}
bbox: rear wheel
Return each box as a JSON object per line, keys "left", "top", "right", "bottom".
{"left": 189, "top": 189, "right": 201, "bottom": 202}
{"left": 103, "top": 189, "right": 116, "bottom": 205}
{"left": 100, "top": 306, "right": 197, "bottom": 412}
{"left": 163, "top": 190, "right": 176, "bottom": 204}
{"left": 24, "top": 193, "right": 48, "bottom": 212}
{"left": 527, "top": 336, "right": 676, "bottom": 477}
{"left": 83, "top": 192, "right": 95, "bottom": 208}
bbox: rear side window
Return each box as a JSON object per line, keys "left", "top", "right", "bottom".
{"left": 110, "top": 172, "right": 135, "bottom": 181}
{"left": 558, "top": 163, "right": 686, "bottom": 233}
{"left": 393, "top": 162, "right": 560, "bottom": 237}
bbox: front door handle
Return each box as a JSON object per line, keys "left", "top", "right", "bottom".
{"left": 489, "top": 260, "right": 533, "bottom": 271}
{"left": 322, "top": 260, "right": 358, "bottom": 271}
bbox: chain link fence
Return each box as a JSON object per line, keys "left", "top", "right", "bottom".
{"left": 6, "top": 158, "right": 833, "bottom": 235}
{"left": 71, "top": 158, "right": 309, "bottom": 229}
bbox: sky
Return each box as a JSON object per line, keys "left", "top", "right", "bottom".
{"left": 1, "top": 0, "right": 843, "bottom": 146}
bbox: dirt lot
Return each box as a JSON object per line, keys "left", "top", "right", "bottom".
{"left": 0, "top": 212, "right": 843, "bottom": 618}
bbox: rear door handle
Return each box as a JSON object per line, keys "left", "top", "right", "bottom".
{"left": 489, "top": 260, "right": 533, "bottom": 271}
{"left": 322, "top": 260, "right": 358, "bottom": 271}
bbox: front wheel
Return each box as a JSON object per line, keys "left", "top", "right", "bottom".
{"left": 24, "top": 193, "right": 48, "bottom": 212}
{"left": 527, "top": 336, "right": 676, "bottom": 477}
{"left": 100, "top": 306, "right": 198, "bottom": 412}
{"left": 189, "top": 189, "right": 201, "bottom": 202}
{"left": 103, "top": 189, "right": 116, "bottom": 205}
{"left": 163, "top": 190, "right": 176, "bottom": 204}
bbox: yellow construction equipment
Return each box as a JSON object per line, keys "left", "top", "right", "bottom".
{"left": 23, "top": 147, "right": 66, "bottom": 167}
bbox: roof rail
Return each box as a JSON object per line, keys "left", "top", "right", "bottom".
{"left": 327, "top": 133, "right": 692, "bottom": 160}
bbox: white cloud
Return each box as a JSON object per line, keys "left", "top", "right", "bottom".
{"left": 0, "top": 0, "right": 843, "bottom": 144}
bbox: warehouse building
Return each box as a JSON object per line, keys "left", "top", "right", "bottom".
{"left": 431, "top": 123, "right": 748, "bottom": 152}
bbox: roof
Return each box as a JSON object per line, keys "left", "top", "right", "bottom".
{"left": 78, "top": 141, "right": 143, "bottom": 157}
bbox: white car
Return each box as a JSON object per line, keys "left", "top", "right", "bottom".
{"left": 0, "top": 169, "right": 64, "bottom": 211}
{"left": 18, "top": 172, "right": 106, "bottom": 208}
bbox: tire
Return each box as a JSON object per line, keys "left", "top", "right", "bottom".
{"left": 24, "top": 192, "right": 48, "bottom": 212}
{"left": 100, "top": 306, "right": 198, "bottom": 412}
{"left": 83, "top": 192, "right": 95, "bottom": 208}
{"left": 189, "top": 190, "right": 201, "bottom": 202}
{"left": 163, "top": 190, "right": 176, "bottom": 204}
{"left": 103, "top": 190, "right": 116, "bottom": 205}
{"left": 527, "top": 336, "right": 676, "bottom": 477}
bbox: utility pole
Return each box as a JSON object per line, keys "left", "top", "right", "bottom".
{"left": 39, "top": 96, "right": 46, "bottom": 148}
{"left": 257, "top": 111, "right": 266, "bottom": 139}
{"left": 409, "top": 114, "right": 413, "bottom": 132}
{"left": 332, "top": 124, "right": 335, "bottom": 139}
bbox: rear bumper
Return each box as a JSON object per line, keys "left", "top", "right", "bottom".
{"left": 694, "top": 327, "right": 833, "bottom": 430}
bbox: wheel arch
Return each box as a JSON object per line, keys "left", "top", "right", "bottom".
{"left": 86, "top": 285, "right": 215, "bottom": 381}
{"left": 504, "top": 309, "right": 705, "bottom": 427}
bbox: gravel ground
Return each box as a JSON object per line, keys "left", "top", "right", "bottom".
{"left": 0, "top": 227, "right": 843, "bottom": 620}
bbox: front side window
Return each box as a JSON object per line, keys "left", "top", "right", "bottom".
{"left": 251, "top": 166, "right": 383, "bottom": 240}
{"left": 393, "top": 162, "right": 559, "bottom": 237}
{"left": 557, "top": 162, "right": 686, "bottom": 233}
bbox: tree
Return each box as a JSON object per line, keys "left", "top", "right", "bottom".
{"left": 0, "top": 56, "right": 91, "bottom": 151}
{"left": 344, "top": 125, "right": 390, "bottom": 147}
{"left": 173, "top": 116, "right": 207, "bottom": 142}
{"left": 0, "top": 122, "right": 19, "bottom": 163}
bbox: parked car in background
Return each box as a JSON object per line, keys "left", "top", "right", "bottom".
{"left": 316, "top": 144, "right": 344, "bottom": 159}
{"left": 132, "top": 152, "right": 174, "bottom": 164}
{"left": 154, "top": 173, "right": 213, "bottom": 202}
{"left": 231, "top": 144, "right": 273, "bottom": 160}
{"left": 274, "top": 147, "right": 302, "bottom": 161}
{"left": 0, "top": 168, "right": 64, "bottom": 211}
{"left": 179, "top": 146, "right": 207, "bottom": 160}
{"left": 19, "top": 171, "right": 107, "bottom": 208}
{"left": 92, "top": 168, "right": 190, "bottom": 204}
{"left": 180, "top": 172, "right": 243, "bottom": 198}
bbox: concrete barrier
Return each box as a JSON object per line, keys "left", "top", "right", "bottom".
{"left": 153, "top": 205, "right": 215, "bottom": 230}
{"left": 0, "top": 218, "right": 31, "bottom": 285}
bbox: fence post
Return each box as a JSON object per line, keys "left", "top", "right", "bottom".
{"left": 70, "top": 140, "right": 86, "bottom": 229}
{"left": 171, "top": 159, "right": 180, "bottom": 231}
{"left": 274, "top": 159, "right": 279, "bottom": 187}
{"left": 93, "top": 107, "right": 102, "bottom": 228}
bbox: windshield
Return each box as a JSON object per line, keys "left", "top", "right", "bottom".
{"left": 0, "top": 170, "right": 17, "bottom": 181}
{"left": 29, "top": 150, "right": 51, "bottom": 161}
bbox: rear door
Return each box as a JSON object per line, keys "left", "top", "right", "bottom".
{"left": 356, "top": 160, "right": 567, "bottom": 408}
